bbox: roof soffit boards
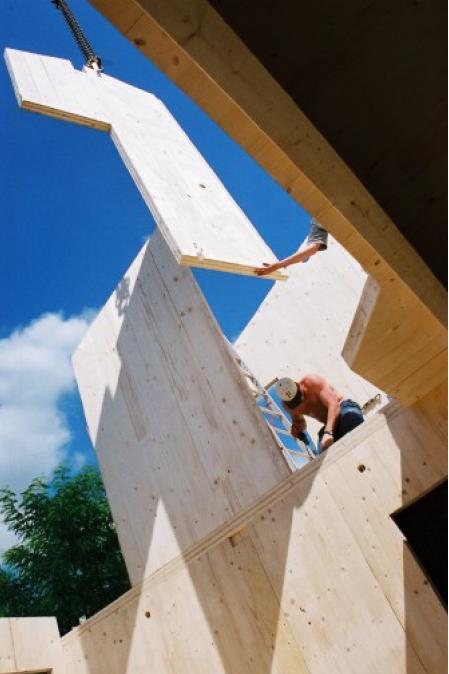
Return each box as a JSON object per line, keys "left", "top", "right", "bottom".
{"left": 207, "top": 0, "right": 448, "bottom": 289}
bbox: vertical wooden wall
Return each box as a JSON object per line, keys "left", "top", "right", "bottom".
{"left": 73, "top": 230, "right": 289, "bottom": 585}
{"left": 0, "top": 617, "right": 65, "bottom": 673}
{"left": 61, "top": 382, "right": 447, "bottom": 674}
{"left": 69, "top": 226, "right": 446, "bottom": 674}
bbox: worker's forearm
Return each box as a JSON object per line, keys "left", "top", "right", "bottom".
{"left": 325, "top": 405, "right": 340, "bottom": 433}
{"left": 277, "top": 243, "right": 320, "bottom": 269}
{"left": 255, "top": 243, "right": 320, "bottom": 275}
{"left": 293, "top": 415, "right": 307, "bottom": 430}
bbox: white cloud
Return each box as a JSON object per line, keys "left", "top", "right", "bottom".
{"left": 0, "top": 311, "right": 94, "bottom": 553}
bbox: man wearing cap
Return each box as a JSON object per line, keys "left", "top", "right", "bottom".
{"left": 275, "top": 375, "right": 364, "bottom": 452}
{"left": 255, "top": 218, "right": 328, "bottom": 276}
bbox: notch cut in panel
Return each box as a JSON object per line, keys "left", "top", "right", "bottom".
{"left": 392, "top": 480, "right": 448, "bottom": 607}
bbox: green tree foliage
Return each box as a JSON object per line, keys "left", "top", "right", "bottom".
{"left": 0, "top": 464, "right": 130, "bottom": 634}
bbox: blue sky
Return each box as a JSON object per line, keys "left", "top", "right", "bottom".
{"left": 0, "top": 0, "right": 311, "bottom": 544}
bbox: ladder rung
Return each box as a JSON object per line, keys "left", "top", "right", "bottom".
{"left": 268, "top": 424, "right": 292, "bottom": 437}
{"left": 227, "top": 340, "right": 315, "bottom": 467}
{"left": 285, "top": 447, "right": 312, "bottom": 459}
{"left": 259, "top": 407, "right": 282, "bottom": 419}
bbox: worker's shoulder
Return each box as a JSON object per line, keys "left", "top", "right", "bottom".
{"left": 300, "top": 373, "right": 327, "bottom": 387}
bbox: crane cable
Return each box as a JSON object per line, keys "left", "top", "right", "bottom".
{"left": 51, "top": 0, "right": 103, "bottom": 71}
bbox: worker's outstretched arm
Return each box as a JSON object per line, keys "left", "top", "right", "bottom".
{"left": 255, "top": 242, "right": 321, "bottom": 276}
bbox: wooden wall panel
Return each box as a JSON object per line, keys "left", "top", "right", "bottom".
{"left": 235, "top": 236, "right": 382, "bottom": 438}
{"left": 5, "top": 48, "right": 285, "bottom": 279}
{"left": 62, "top": 533, "right": 308, "bottom": 674}
{"left": 73, "top": 229, "right": 289, "bottom": 584}
{"left": 61, "top": 385, "right": 447, "bottom": 673}
{"left": 0, "top": 617, "right": 65, "bottom": 674}
{"left": 251, "top": 382, "right": 447, "bottom": 674}
{"left": 0, "top": 621, "right": 14, "bottom": 674}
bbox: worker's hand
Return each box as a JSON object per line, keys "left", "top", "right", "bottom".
{"left": 319, "top": 435, "right": 334, "bottom": 451}
{"left": 255, "top": 262, "right": 280, "bottom": 276}
{"left": 291, "top": 421, "right": 305, "bottom": 438}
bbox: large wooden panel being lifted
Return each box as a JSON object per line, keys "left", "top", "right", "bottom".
{"left": 4, "top": 48, "right": 285, "bottom": 280}
{"left": 73, "top": 229, "right": 289, "bottom": 585}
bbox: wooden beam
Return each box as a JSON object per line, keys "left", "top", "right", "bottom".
{"left": 4, "top": 47, "right": 286, "bottom": 281}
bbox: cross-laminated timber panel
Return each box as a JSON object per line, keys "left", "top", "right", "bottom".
{"left": 73, "top": 229, "right": 290, "bottom": 585}
{"left": 0, "top": 617, "right": 65, "bottom": 673}
{"left": 4, "top": 47, "right": 285, "bottom": 280}
{"left": 61, "top": 381, "right": 448, "bottom": 674}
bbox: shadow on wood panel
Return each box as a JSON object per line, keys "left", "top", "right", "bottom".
{"left": 73, "top": 238, "right": 448, "bottom": 672}
{"left": 383, "top": 388, "right": 448, "bottom": 674}
{"left": 73, "top": 239, "right": 318, "bottom": 673}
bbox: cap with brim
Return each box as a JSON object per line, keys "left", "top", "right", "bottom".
{"left": 275, "top": 377, "right": 303, "bottom": 408}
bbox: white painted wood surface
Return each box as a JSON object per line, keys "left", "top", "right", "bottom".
{"left": 73, "top": 229, "right": 289, "bottom": 584}
{"left": 0, "top": 617, "right": 65, "bottom": 673}
{"left": 4, "top": 47, "right": 285, "bottom": 280}
{"left": 235, "top": 235, "right": 382, "bottom": 438}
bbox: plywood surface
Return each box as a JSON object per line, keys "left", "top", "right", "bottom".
{"left": 62, "top": 533, "right": 308, "bottom": 674}
{"left": 61, "top": 384, "right": 447, "bottom": 673}
{"left": 343, "top": 278, "right": 448, "bottom": 404}
{"left": 0, "top": 617, "right": 65, "bottom": 674}
{"left": 4, "top": 47, "right": 285, "bottom": 280}
{"left": 73, "top": 229, "right": 289, "bottom": 585}
{"left": 0, "top": 621, "right": 14, "bottom": 674}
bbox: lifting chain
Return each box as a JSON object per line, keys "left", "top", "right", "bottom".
{"left": 51, "top": 0, "right": 102, "bottom": 71}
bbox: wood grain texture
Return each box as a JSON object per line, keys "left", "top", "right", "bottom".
{"left": 236, "top": 235, "right": 382, "bottom": 438}
{"left": 0, "top": 617, "right": 65, "bottom": 674}
{"left": 4, "top": 47, "right": 285, "bottom": 280}
{"left": 86, "top": 0, "right": 447, "bottom": 407}
{"left": 0, "top": 621, "right": 14, "bottom": 674}
{"left": 73, "top": 229, "right": 290, "bottom": 584}
{"left": 343, "top": 280, "right": 448, "bottom": 404}
{"left": 62, "top": 533, "right": 309, "bottom": 674}
{"left": 342, "top": 275, "right": 380, "bottom": 367}
{"left": 61, "top": 383, "right": 447, "bottom": 673}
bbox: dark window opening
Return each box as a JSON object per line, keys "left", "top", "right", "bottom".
{"left": 392, "top": 480, "right": 447, "bottom": 607}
